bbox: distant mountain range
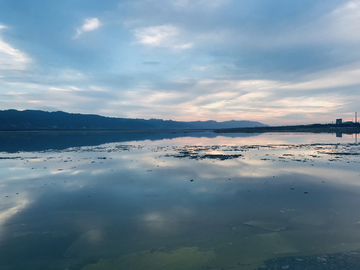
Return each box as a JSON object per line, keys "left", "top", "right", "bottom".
{"left": 0, "top": 110, "right": 267, "bottom": 130}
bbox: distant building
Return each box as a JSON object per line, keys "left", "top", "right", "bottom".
{"left": 336, "top": 119, "right": 342, "bottom": 125}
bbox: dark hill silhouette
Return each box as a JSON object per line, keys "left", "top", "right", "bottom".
{"left": 0, "top": 110, "right": 267, "bottom": 130}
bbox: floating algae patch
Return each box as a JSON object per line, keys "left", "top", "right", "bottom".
{"left": 76, "top": 229, "right": 360, "bottom": 270}
{"left": 208, "top": 231, "right": 299, "bottom": 270}
{"left": 80, "top": 247, "right": 214, "bottom": 270}
{"left": 200, "top": 229, "right": 360, "bottom": 270}
{"left": 244, "top": 220, "right": 287, "bottom": 231}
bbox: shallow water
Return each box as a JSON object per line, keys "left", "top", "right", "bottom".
{"left": 0, "top": 132, "right": 360, "bottom": 269}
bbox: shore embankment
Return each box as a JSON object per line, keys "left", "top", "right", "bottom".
{"left": 215, "top": 123, "right": 360, "bottom": 134}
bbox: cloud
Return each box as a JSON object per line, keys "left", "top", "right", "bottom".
{"left": 0, "top": 26, "right": 31, "bottom": 71}
{"left": 0, "top": 199, "right": 30, "bottom": 238}
{"left": 143, "top": 61, "right": 161, "bottom": 65}
{"left": 75, "top": 18, "right": 101, "bottom": 38}
{"left": 191, "top": 1, "right": 360, "bottom": 54}
{"left": 280, "top": 1, "right": 360, "bottom": 46}
{"left": 1, "top": 68, "right": 357, "bottom": 125}
{"left": 103, "top": 78, "right": 283, "bottom": 120}
{"left": 0, "top": 78, "right": 119, "bottom": 114}
{"left": 98, "top": 72, "right": 356, "bottom": 125}
{"left": 171, "top": 0, "right": 231, "bottom": 10}
{"left": 277, "top": 0, "right": 360, "bottom": 47}
{"left": 133, "top": 25, "right": 193, "bottom": 50}
{"left": 328, "top": 0, "right": 360, "bottom": 42}
{"left": 134, "top": 25, "right": 177, "bottom": 46}
{"left": 282, "top": 66, "right": 360, "bottom": 90}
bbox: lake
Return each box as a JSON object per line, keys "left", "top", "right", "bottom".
{"left": 1, "top": 131, "right": 360, "bottom": 270}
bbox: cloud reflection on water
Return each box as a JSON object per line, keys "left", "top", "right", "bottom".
{"left": 0, "top": 133, "right": 360, "bottom": 269}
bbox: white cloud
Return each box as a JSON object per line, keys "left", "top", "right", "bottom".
{"left": 2, "top": 71, "right": 356, "bottom": 125}
{"left": 282, "top": 66, "right": 360, "bottom": 90}
{"left": 102, "top": 74, "right": 355, "bottom": 125}
{"left": 49, "top": 87, "right": 72, "bottom": 92}
{"left": 133, "top": 25, "right": 193, "bottom": 50}
{"left": 105, "top": 78, "right": 284, "bottom": 121}
{"left": 75, "top": 18, "right": 101, "bottom": 38}
{"left": 327, "top": 1, "right": 360, "bottom": 42}
{"left": 275, "top": 96, "right": 341, "bottom": 111}
{"left": 134, "top": 25, "right": 177, "bottom": 46}
{"left": 0, "top": 27, "right": 31, "bottom": 71}
{"left": 288, "top": 0, "right": 360, "bottom": 45}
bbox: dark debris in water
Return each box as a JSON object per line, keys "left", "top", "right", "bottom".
{"left": 166, "top": 152, "right": 242, "bottom": 160}
{"left": 319, "top": 152, "right": 360, "bottom": 156}
{"left": 257, "top": 252, "right": 360, "bottom": 270}
{"left": 202, "top": 154, "right": 242, "bottom": 160}
{"left": 161, "top": 143, "right": 360, "bottom": 164}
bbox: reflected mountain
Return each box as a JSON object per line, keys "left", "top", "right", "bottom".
{"left": 0, "top": 130, "right": 259, "bottom": 153}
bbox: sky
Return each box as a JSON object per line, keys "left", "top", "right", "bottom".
{"left": 0, "top": 0, "right": 360, "bottom": 125}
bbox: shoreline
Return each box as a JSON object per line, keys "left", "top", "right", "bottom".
{"left": 215, "top": 123, "right": 360, "bottom": 134}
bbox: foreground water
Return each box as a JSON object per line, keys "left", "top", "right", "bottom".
{"left": 1, "top": 132, "right": 360, "bottom": 269}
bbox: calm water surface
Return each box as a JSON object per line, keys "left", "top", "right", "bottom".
{"left": 1, "top": 132, "right": 360, "bottom": 269}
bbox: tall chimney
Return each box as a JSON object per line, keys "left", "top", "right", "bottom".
{"left": 356, "top": 112, "right": 358, "bottom": 123}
